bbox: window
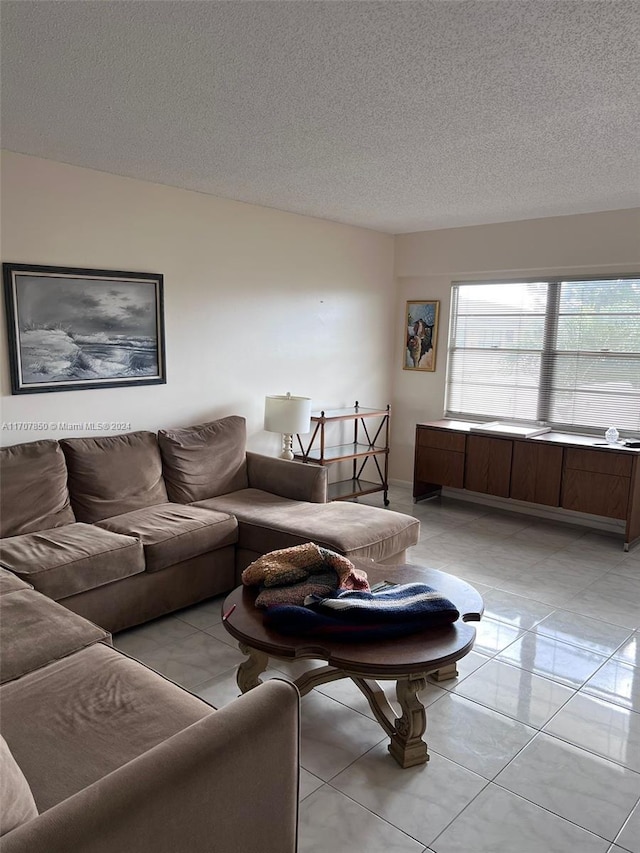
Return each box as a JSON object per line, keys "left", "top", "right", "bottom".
{"left": 446, "top": 277, "right": 640, "bottom": 433}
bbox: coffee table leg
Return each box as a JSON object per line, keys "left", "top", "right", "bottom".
{"left": 237, "top": 643, "right": 269, "bottom": 693}
{"left": 352, "top": 678, "right": 398, "bottom": 733}
{"left": 431, "top": 662, "right": 458, "bottom": 682}
{"left": 388, "top": 674, "right": 430, "bottom": 768}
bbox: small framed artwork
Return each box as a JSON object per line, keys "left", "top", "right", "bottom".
{"left": 3, "top": 263, "right": 166, "bottom": 394}
{"left": 404, "top": 300, "right": 439, "bottom": 371}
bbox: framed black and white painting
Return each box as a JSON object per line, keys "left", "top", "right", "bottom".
{"left": 3, "top": 263, "right": 166, "bottom": 394}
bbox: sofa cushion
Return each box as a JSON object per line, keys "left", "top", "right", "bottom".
{"left": 0, "top": 644, "right": 214, "bottom": 812}
{"left": 158, "top": 416, "right": 249, "bottom": 503}
{"left": 61, "top": 431, "right": 168, "bottom": 523}
{"left": 0, "top": 523, "right": 145, "bottom": 600}
{"left": 0, "top": 439, "right": 75, "bottom": 538}
{"left": 96, "top": 503, "right": 238, "bottom": 573}
{"left": 195, "top": 489, "right": 420, "bottom": 562}
{"left": 0, "top": 587, "right": 109, "bottom": 684}
{"left": 0, "top": 735, "right": 38, "bottom": 836}
{"left": 0, "top": 567, "right": 32, "bottom": 596}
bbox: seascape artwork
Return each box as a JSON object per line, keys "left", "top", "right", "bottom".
{"left": 3, "top": 265, "right": 166, "bottom": 394}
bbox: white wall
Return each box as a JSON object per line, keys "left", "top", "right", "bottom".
{"left": 0, "top": 151, "right": 395, "bottom": 453}
{"left": 392, "top": 209, "right": 640, "bottom": 482}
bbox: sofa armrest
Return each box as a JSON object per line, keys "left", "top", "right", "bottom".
{"left": 246, "top": 451, "right": 327, "bottom": 503}
{"left": 1, "top": 679, "right": 300, "bottom": 853}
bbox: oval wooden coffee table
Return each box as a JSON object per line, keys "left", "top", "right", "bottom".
{"left": 222, "top": 562, "right": 483, "bottom": 768}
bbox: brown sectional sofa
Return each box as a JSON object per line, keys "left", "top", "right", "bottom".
{"left": 0, "top": 568, "right": 299, "bottom": 852}
{"left": 0, "top": 415, "right": 419, "bottom": 850}
{"left": 0, "top": 415, "right": 419, "bottom": 633}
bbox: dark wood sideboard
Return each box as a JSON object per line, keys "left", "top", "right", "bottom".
{"left": 414, "top": 420, "right": 640, "bottom": 551}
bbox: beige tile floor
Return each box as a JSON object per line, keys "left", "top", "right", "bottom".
{"left": 113, "top": 485, "right": 640, "bottom": 853}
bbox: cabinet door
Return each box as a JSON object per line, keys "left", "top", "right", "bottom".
{"left": 511, "top": 441, "right": 563, "bottom": 506}
{"left": 626, "top": 456, "right": 640, "bottom": 547}
{"left": 464, "top": 435, "right": 512, "bottom": 497}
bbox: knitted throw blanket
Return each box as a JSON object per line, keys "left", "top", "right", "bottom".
{"left": 255, "top": 571, "right": 339, "bottom": 609}
{"left": 307, "top": 583, "right": 459, "bottom": 623}
{"left": 242, "top": 542, "right": 370, "bottom": 609}
{"left": 263, "top": 583, "right": 460, "bottom": 641}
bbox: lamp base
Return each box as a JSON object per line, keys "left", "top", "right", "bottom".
{"left": 280, "top": 433, "right": 294, "bottom": 460}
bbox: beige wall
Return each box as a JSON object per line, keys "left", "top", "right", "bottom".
{"left": 392, "top": 209, "right": 640, "bottom": 483}
{"left": 3, "top": 153, "right": 637, "bottom": 486}
{"left": 0, "top": 151, "right": 395, "bottom": 452}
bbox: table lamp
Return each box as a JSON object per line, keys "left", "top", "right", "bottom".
{"left": 264, "top": 392, "right": 312, "bottom": 459}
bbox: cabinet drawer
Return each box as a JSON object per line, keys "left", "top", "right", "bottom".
{"left": 416, "top": 448, "right": 465, "bottom": 488}
{"left": 564, "top": 448, "right": 632, "bottom": 477}
{"left": 561, "top": 469, "right": 630, "bottom": 519}
{"left": 416, "top": 427, "right": 466, "bottom": 452}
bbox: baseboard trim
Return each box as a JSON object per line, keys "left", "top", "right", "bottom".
{"left": 389, "top": 478, "right": 413, "bottom": 489}
{"left": 439, "top": 487, "right": 625, "bottom": 535}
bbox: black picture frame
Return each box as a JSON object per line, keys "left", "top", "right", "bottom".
{"left": 3, "top": 263, "right": 166, "bottom": 394}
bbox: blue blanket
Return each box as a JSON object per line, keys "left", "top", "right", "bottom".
{"left": 263, "top": 583, "right": 459, "bottom": 641}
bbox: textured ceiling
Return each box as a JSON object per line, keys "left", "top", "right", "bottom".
{"left": 1, "top": 1, "right": 639, "bottom": 233}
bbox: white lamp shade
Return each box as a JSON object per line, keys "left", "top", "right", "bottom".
{"left": 264, "top": 394, "right": 312, "bottom": 434}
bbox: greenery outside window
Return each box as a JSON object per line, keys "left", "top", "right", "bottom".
{"left": 445, "top": 277, "right": 640, "bottom": 434}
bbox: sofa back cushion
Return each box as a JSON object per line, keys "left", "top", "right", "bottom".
{"left": 158, "top": 416, "right": 248, "bottom": 503}
{"left": 0, "top": 734, "right": 38, "bottom": 835}
{"left": 0, "top": 440, "right": 75, "bottom": 538}
{"left": 61, "top": 431, "right": 168, "bottom": 523}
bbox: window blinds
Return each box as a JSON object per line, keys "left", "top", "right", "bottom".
{"left": 446, "top": 278, "right": 640, "bottom": 433}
